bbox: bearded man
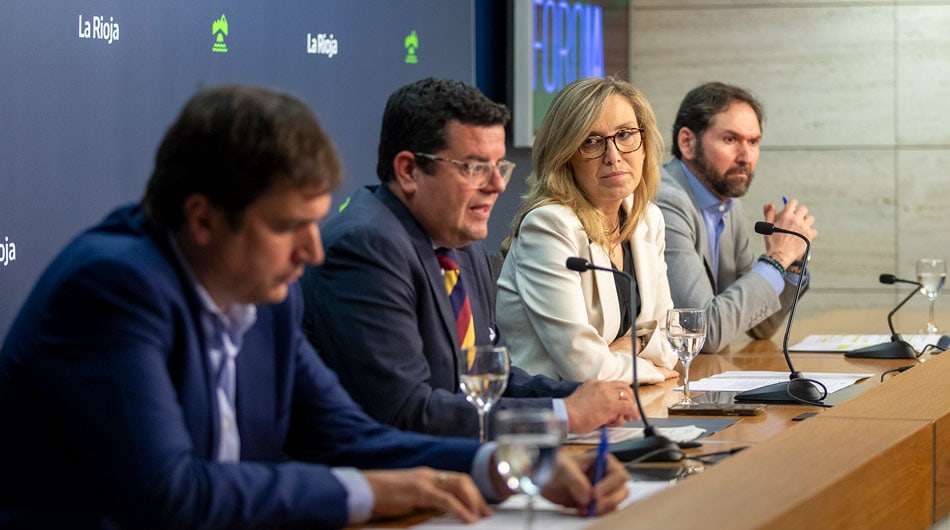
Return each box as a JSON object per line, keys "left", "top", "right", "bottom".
{"left": 657, "top": 82, "right": 818, "bottom": 352}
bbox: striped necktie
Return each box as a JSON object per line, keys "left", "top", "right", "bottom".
{"left": 436, "top": 248, "right": 475, "bottom": 348}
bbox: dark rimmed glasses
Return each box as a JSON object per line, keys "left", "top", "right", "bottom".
{"left": 578, "top": 128, "right": 644, "bottom": 160}
{"left": 413, "top": 152, "right": 515, "bottom": 189}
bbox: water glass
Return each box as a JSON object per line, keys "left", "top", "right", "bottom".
{"left": 917, "top": 258, "right": 947, "bottom": 333}
{"left": 666, "top": 308, "right": 707, "bottom": 405}
{"left": 457, "top": 344, "right": 509, "bottom": 442}
{"left": 495, "top": 408, "right": 562, "bottom": 530}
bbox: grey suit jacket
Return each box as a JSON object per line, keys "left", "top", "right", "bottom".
{"left": 300, "top": 185, "right": 578, "bottom": 438}
{"left": 656, "top": 160, "right": 800, "bottom": 352}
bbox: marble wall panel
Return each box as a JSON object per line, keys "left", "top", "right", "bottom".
{"left": 896, "top": 5, "right": 950, "bottom": 145}
{"left": 632, "top": 1, "right": 896, "bottom": 7}
{"left": 631, "top": 5, "right": 895, "bottom": 148}
{"left": 895, "top": 149, "right": 950, "bottom": 281}
{"left": 742, "top": 149, "right": 896, "bottom": 291}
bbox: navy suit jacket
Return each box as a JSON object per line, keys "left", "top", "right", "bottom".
{"left": 0, "top": 205, "right": 479, "bottom": 529}
{"left": 301, "top": 185, "right": 578, "bottom": 438}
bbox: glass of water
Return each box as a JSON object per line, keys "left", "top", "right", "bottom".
{"left": 917, "top": 258, "right": 947, "bottom": 334}
{"left": 495, "top": 408, "right": 562, "bottom": 530}
{"left": 458, "top": 345, "right": 509, "bottom": 443}
{"left": 666, "top": 308, "right": 707, "bottom": 405}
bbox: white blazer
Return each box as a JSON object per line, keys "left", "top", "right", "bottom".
{"left": 496, "top": 198, "right": 679, "bottom": 384}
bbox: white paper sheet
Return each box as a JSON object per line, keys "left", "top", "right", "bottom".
{"left": 397, "top": 479, "right": 672, "bottom": 530}
{"left": 789, "top": 334, "right": 942, "bottom": 352}
{"left": 565, "top": 425, "right": 706, "bottom": 445}
{"left": 677, "top": 370, "right": 872, "bottom": 393}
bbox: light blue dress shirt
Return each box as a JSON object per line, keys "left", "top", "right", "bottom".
{"left": 679, "top": 161, "right": 791, "bottom": 293}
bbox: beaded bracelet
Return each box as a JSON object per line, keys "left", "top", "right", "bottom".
{"left": 758, "top": 254, "right": 786, "bottom": 276}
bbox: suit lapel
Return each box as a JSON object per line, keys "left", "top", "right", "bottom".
{"left": 587, "top": 239, "right": 620, "bottom": 339}
{"left": 375, "top": 186, "right": 459, "bottom": 350}
{"left": 664, "top": 161, "right": 718, "bottom": 291}
{"left": 628, "top": 210, "right": 652, "bottom": 323}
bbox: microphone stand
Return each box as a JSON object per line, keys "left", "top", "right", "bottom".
{"left": 734, "top": 222, "right": 826, "bottom": 405}
{"left": 846, "top": 274, "right": 920, "bottom": 359}
{"left": 566, "top": 257, "right": 681, "bottom": 463}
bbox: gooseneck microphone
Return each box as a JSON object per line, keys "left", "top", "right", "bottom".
{"left": 734, "top": 222, "right": 827, "bottom": 405}
{"left": 845, "top": 274, "right": 920, "bottom": 359}
{"left": 566, "top": 257, "right": 682, "bottom": 463}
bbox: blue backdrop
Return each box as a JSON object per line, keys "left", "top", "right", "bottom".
{"left": 0, "top": 1, "right": 476, "bottom": 336}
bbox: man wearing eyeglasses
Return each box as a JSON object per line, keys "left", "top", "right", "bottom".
{"left": 657, "top": 82, "right": 818, "bottom": 353}
{"left": 300, "top": 78, "right": 637, "bottom": 439}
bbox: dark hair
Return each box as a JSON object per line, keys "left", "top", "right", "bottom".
{"left": 375, "top": 77, "right": 510, "bottom": 183}
{"left": 671, "top": 82, "right": 764, "bottom": 159}
{"left": 141, "top": 85, "right": 341, "bottom": 229}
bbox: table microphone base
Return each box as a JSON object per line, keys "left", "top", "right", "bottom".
{"left": 734, "top": 378, "right": 825, "bottom": 405}
{"left": 610, "top": 435, "right": 683, "bottom": 463}
{"left": 845, "top": 340, "right": 917, "bottom": 359}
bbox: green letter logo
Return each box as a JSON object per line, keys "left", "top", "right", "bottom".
{"left": 404, "top": 30, "right": 418, "bottom": 64}
{"left": 212, "top": 14, "right": 228, "bottom": 53}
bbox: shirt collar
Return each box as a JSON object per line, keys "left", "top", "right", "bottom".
{"left": 166, "top": 234, "right": 257, "bottom": 344}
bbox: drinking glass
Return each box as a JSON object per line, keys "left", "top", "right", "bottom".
{"left": 457, "top": 345, "right": 509, "bottom": 443}
{"left": 495, "top": 408, "right": 562, "bottom": 530}
{"left": 917, "top": 258, "right": 947, "bottom": 334}
{"left": 666, "top": 308, "right": 707, "bottom": 405}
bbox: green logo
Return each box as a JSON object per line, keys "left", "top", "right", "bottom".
{"left": 404, "top": 30, "right": 418, "bottom": 64}
{"left": 212, "top": 14, "right": 228, "bottom": 53}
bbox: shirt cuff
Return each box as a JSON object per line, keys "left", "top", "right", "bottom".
{"left": 552, "top": 398, "right": 569, "bottom": 430}
{"left": 785, "top": 268, "right": 808, "bottom": 286}
{"left": 332, "top": 467, "right": 373, "bottom": 525}
{"left": 471, "top": 442, "right": 506, "bottom": 503}
{"left": 752, "top": 261, "right": 785, "bottom": 293}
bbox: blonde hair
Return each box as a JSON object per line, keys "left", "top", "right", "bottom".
{"left": 502, "top": 76, "right": 663, "bottom": 254}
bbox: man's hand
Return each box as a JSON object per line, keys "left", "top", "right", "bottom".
{"left": 540, "top": 451, "right": 629, "bottom": 516}
{"left": 563, "top": 380, "right": 639, "bottom": 433}
{"left": 762, "top": 198, "right": 817, "bottom": 268}
{"left": 363, "top": 468, "right": 491, "bottom": 523}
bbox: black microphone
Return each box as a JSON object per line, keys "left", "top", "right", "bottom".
{"left": 845, "top": 274, "right": 920, "bottom": 359}
{"left": 734, "top": 222, "right": 826, "bottom": 405}
{"left": 565, "top": 257, "right": 681, "bottom": 463}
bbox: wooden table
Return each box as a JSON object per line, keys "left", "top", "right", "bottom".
{"left": 362, "top": 309, "right": 950, "bottom": 529}
{"left": 591, "top": 309, "right": 950, "bottom": 529}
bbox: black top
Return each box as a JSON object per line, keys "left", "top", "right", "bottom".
{"left": 613, "top": 240, "right": 640, "bottom": 341}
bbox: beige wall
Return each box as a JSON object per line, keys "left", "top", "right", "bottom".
{"left": 630, "top": 0, "right": 950, "bottom": 324}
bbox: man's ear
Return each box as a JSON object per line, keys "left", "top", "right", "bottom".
{"left": 181, "top": 193, "right": 220, "bottom": 246}
{"left": 391, "top": 151, "right": 420, "bottom": 197}
{"left": 677, "top": 127, "right": 697, "bottom": 160}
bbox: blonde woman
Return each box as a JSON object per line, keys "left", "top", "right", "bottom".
{"left": 497, "top": 76, "right": 679, "bottom": 384}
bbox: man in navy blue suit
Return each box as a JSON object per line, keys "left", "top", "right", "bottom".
{"left": 0, "top": 86, "right": 628, "bottom": 528}
{"left": 301, "top": 78, "right": 639, "bottom": 439}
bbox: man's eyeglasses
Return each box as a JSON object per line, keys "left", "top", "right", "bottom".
{"left": 413, "top": 153, "right": 515, "bottom": 189}
{"left": 578, "top": 128, "right": 644, "bottom": 160}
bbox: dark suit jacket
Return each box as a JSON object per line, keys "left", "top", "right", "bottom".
{"left": 301, "top": 185, "right": 578, "bottom": 438}
{"left": 0, "top": 205, "right": 479, "bottom": 529}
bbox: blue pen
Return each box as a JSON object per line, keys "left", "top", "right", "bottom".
{"left": 782, "top": 196, "right": 788, "bottom": 205}
{"left": 588, "top": 427, "right": 609, "bottom": 517}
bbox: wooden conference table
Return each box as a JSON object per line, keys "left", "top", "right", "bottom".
{"left": 596, "top": 309, "right": 950, "bottom": 529}
{"left": 365, "top": 309, "right": 950, "bottom": 529}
